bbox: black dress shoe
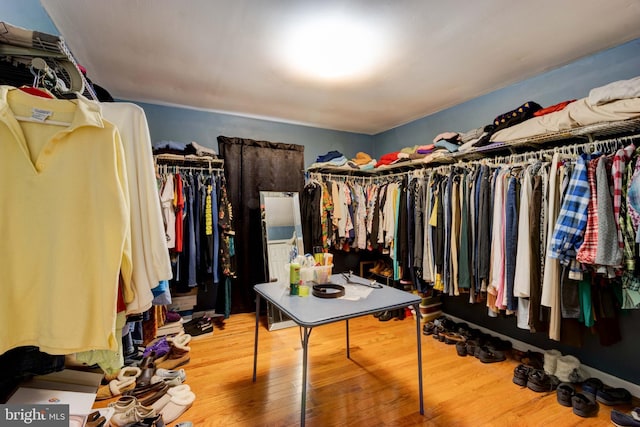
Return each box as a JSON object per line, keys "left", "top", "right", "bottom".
{"left": 512, "top": 364, "right": 532, "bottom": 387}
{"left": 455, "top": 341, "right": 467, "bottom": 357}
{"left": 478, "top": 346, "right": 506, "bottom": 364}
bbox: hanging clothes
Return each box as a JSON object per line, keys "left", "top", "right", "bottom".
{"left": 0, "top": 86, "right": 131, "bottom": 355}
{"left": 155, "top": 164, "right": 233, "bottom": 315}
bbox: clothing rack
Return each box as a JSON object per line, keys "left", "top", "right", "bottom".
{"left": 309, "top": 170, "right": 407, "bottom": 185}
{"left": 0, "top": 21, "right": 95, "bottom": 100}
{"left": 154, "top": 153, "right": 224, "bottom": 174}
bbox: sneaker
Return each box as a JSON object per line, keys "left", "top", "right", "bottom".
{"left": 611, "top": 409, "right": 640, "bottom": 427}
{"left": 556, "top": 382, "right": 576, "bottom": 407}
{"left": 422, "top": 322, "right": 436, "bottom": 336}
{"left": 571, "top": 392, "right": 599, "bottom": 418}
{"left": 109, "top": 402, "right": 156, "bottom": 427}
{"left": 526, "top": 369, "right": 559, "bottom": 392}
{"left": 151, "top": 368, "right": 187, "bottom": 387}
{"left": 108, "top": 395, "right": 138, "bottom": 414}
{"left": 581, "top": 377, "right": 604, "bottom": 397}
{"left": 596, "top": 385, "right": 632, "bottom": 406}
{"left": 512, "top": 364, "right": 531, "bottom": 387}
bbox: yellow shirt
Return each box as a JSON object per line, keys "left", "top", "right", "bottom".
{"left": 0, "top": 86, "right": 132, "bottom": 355}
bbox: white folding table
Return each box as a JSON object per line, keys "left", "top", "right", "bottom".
{"left": 252, "top": 274, "right": 424, "bottom": 426}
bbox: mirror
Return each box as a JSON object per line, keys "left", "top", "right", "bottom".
{"left": 260, "top": 191, "right": 304, "bottom": 330}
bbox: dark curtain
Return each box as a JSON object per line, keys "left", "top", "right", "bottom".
{"left": 217, "top": 136, "right": 305, "bottom": 313}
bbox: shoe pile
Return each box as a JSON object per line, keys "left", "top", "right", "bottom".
{"left": 102, "top": 336, "right": 195, "bottom": 426}
{"left": 368, "top": 259, "right": 393, "bottom": 278}
{"left": 513, "top": 351, "right": 632, "bottom": 419}
{"left": 423, "top": 315, "right": 511, "bottom": 363}
{"left": 108, "top": 386, "right": 196, "bottom": 426}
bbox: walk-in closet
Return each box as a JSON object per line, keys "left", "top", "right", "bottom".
{"left": 2, "top": 2, "right": 640, "bottom": 426}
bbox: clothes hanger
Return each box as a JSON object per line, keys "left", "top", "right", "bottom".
{"left": 11, "top": 59, "right": 72, "bottom": 126}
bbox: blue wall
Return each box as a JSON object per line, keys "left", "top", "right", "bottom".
{"left": 375, "top": 38, "right": 640, "bottom": 157}
{"left": 1, "top": 0, "right": 59, "bottom": 35}
{"left": 137, "top": 101, "right": 373, "bottom": 168}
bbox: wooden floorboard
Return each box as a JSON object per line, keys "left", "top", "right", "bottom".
{"left": 96, "top": 312, "right": 636, "bottom": 426}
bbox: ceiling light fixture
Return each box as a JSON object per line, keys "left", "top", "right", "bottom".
{"left": 277, "top": 12, "right": 387, "bottom": 83}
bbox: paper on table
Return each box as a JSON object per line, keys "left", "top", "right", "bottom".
{"left": 341, "top": 284, "right": 374, "bottom": 300}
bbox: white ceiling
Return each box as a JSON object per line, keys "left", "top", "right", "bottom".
{"left": 41, "top": 0, "right": 640, "bottom": 135}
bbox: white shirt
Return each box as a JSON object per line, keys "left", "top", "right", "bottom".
{"left": 101, "top": 102, "right": 173, "bottom": 315}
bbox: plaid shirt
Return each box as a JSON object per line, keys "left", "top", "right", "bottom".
{"left": 621, "top": 152, "right": 638, "bottom": 271}
{"left": 549, "top": 153, "right": 591, "bottom": 266}
{"left": 612, "top": 144, "right": 636, "bottom": 248}
{"left": 628, "top": 153, "right": 640, "bottom": 232}
{"left": 576, "top": 157, "right": 600, "bottom": 264}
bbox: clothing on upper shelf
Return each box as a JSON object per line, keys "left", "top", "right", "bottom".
{"left": 152, "top": 140, "right": 218, "bottom": 158}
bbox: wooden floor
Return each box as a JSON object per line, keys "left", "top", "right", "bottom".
{"left": 100, "top": 312, "right": 636, "bottom": 426}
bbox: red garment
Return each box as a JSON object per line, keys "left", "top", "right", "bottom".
{"left": 533, "top": 99, "right": 576, "bottom": 117}
{"left": 375, "top": 151, "right": 400, "bottom": 167}
{"left": 174, "top": 173, "right": 185, "bottom": 253}
{"left": 117, "top": 276, "right": 126, "bottom": 313}
{"left": 19, "top": 86, "right": 54, "bottom": 98}
{"left": 576, "top": 158, "right": 599, "bottom": 264}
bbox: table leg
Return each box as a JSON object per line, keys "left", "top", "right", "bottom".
{"left": 346, "top": 319, "right": 350, "bottom": 359}
{"left": 414, "top": 303, "right": 424, "bottom": 414}
{"left": 301, "top": 326, "right": 313, "bottom": 427}
{"left": 252, "top": 293, "right": 261, "bottom": 382}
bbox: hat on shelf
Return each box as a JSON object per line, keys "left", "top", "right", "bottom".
{"left": 351, "top": 152, "right": 372, "bottom": 165}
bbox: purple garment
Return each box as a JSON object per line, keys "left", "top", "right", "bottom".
{"left": 143, "top": 336, "right": 170, "bottom": 358}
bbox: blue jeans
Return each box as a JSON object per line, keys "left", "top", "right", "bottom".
{"left": 505, "top": 176, "right": 519, "bottom": 311}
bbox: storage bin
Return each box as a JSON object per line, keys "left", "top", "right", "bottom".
{"left": 300, "top": 264, "right": 333, "bottom": 284}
